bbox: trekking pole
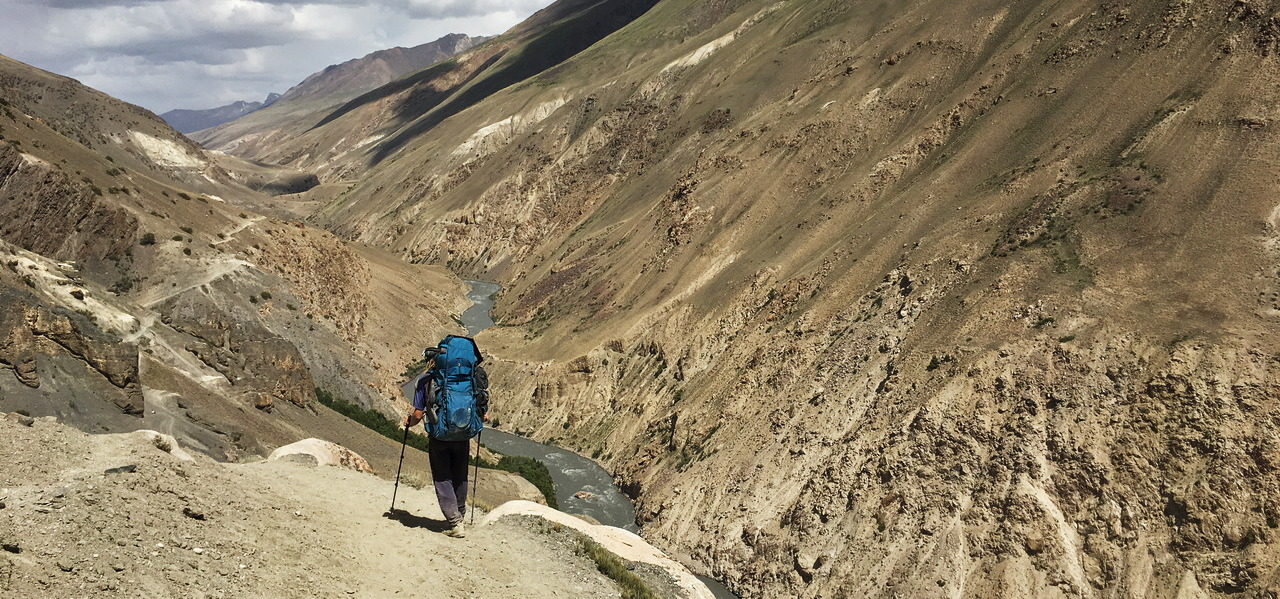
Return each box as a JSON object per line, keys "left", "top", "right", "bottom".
{"left": 470, "top": 430, "right": 482, "bottom": 525}
{"left": 390, "top": 420, "right": 410, "bottom": 513}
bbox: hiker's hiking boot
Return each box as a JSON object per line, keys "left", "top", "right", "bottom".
{"left": 445, "top": 523, "right": 466, "bottom": 538}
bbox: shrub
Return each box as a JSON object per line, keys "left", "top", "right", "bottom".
{"left": 260, "top": 291, "right": 271, "bottom": 300}
{"left": 401, "top": 359, "right": 429, "bottom": 378}
{"left": 138, "top": 233, "right": 155, "bottom": 246}
{"left": 182, "top": 248, "right": 192, "bottom": 256}
{"left": 180, "top": 226, "right": 193, "bottom": 234}
{"left": 171, "top": 234, "right": 183, "bottom": 241}
{"left": 315, "top": 387, "right": 430, "bottom": 452}
{"left": 579, "top": 538, "right": 659, "bottom": 599}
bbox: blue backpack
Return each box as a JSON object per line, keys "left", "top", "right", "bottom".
{"left": 427, "top": 335, "right": 485, "bottom": 442}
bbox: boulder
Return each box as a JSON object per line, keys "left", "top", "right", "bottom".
{"left": 476, "top": 469, "right": 546, "bottom": 507}
{"left": 268, "top": 439, "right": 373, "bottom": 474}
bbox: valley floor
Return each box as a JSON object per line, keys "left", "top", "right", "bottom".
{"left": 0, "top": 415, "right": 623, "bottom": 598}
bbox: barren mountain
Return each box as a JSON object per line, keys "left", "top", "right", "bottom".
{"left": 161, "top": 94, "right": 279, "bottom": 134}
{"left": 0, "top": 53, "right": 463, "bottom": 461}
{"left": 191, "top": 33, "right": 487, "bottom": 166}
{"left": 1, "top": 35, "right": 718, "bottom": 599}
{"left": 255, "top": 0, "right": 1280, "bottom": 596}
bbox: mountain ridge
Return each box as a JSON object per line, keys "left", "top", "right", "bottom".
{"left": 268, "top": 0, "right": 1280, "bottom": 596}
{"left": 160, "top": 93, "right": 280, "bottom": 134}
{"left": 190, "top": 33, "right": 489, "bottom": 159}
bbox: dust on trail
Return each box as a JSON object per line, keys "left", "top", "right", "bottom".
{"left": 0, "top": 417, "right": 622, "bottom": 598}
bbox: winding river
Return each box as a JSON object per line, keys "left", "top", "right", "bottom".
{"left": 407, "top": 280, "right": 737, "bottom": 599}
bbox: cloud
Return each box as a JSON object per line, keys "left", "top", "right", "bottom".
{"left": 35, "top": 0, "right": 165, "bottom": 8}
{"left": 0, "top": 0, "right": 548, "bottom": 112}
{"left": 394, "top": 0, "right": 549, "bottom": 19}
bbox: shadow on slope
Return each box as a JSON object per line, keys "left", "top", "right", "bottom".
{"left": 372, "top": 0, "right": 660, "bottom": 163}
{"left": 311, "top": 0, "right": 659, "bottom": 165}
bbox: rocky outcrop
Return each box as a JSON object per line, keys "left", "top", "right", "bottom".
{"left": 158, "top": 291, "right": 313, "bottom": 409}
{"left": 268, "top": 438, "right": 373, "bottom": 474}
{"left": 0, "top": 142, "right": 137, "bottom": 264}
{"left": 0, "top": 286, "right": 141, "bottom": 414}
{"left": 479, "top": 470, "right": 548, "bottom": 507}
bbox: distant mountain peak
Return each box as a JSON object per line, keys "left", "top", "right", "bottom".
{"left": 161, "top": 96, "right": 277, "bottom": 134}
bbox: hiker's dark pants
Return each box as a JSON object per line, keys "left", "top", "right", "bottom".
{"left": 428, "top": 437, "right": 469, "bottom": 525}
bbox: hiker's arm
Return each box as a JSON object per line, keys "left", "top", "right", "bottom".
{"left": 406, "top": 374, "right": 432, "bottom": 426}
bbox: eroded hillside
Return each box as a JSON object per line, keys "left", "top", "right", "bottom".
{"left": 0, "top": 54, "right": 465, "bottom": 461}
{"left": 280, "top": 0, "right": 1280, "bottom": 596}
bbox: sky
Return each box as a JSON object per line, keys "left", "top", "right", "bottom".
{"left": 0, "top": 0, "right": 551, "bottom": 114}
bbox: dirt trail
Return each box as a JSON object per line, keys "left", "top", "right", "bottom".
{"left": 0, "top": 416, "right": 623, "bottom": 598}
{"left": 210, "top": 215, "right": 264, "bottom": 246}
{"left": 137, "top": 255, "right": 254, "bottom": 308}
{"left": 235, "top": 462, "right": 620, "bottom": 598}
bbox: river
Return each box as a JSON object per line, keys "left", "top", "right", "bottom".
{"left": 406, "top": 280, "right": 738, "bottom": 599}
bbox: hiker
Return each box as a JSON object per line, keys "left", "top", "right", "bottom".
{"left": 405, "top": 335, "right": 489, "bottom": 537}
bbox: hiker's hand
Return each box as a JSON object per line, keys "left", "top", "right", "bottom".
{"left": 405, "top": 410, "right": 423, "bottom": 427}
{"left": 482, "top": 413, "right": 490, "bottom": 423}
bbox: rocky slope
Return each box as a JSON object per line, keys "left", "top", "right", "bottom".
{"left": 191, "top": 33, "right": 487, "bottom": 171}
{"left": 0, "top": 54, "right": 464, "bottom": 462}
{"left": 274, "top": 0, "right": 1280, "bottom": 596}
{"left": 160, "top": 94, "right": 279, "bottom": 134}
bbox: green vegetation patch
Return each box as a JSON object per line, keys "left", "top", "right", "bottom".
{"left": 578, "top": 537, "right": 660, "bottom": 599}
{"left": 314, "top": 387, "right": 556, "bottom": 506}
{"left": 317, "top": 387, "right": 431, "bottom": 453}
